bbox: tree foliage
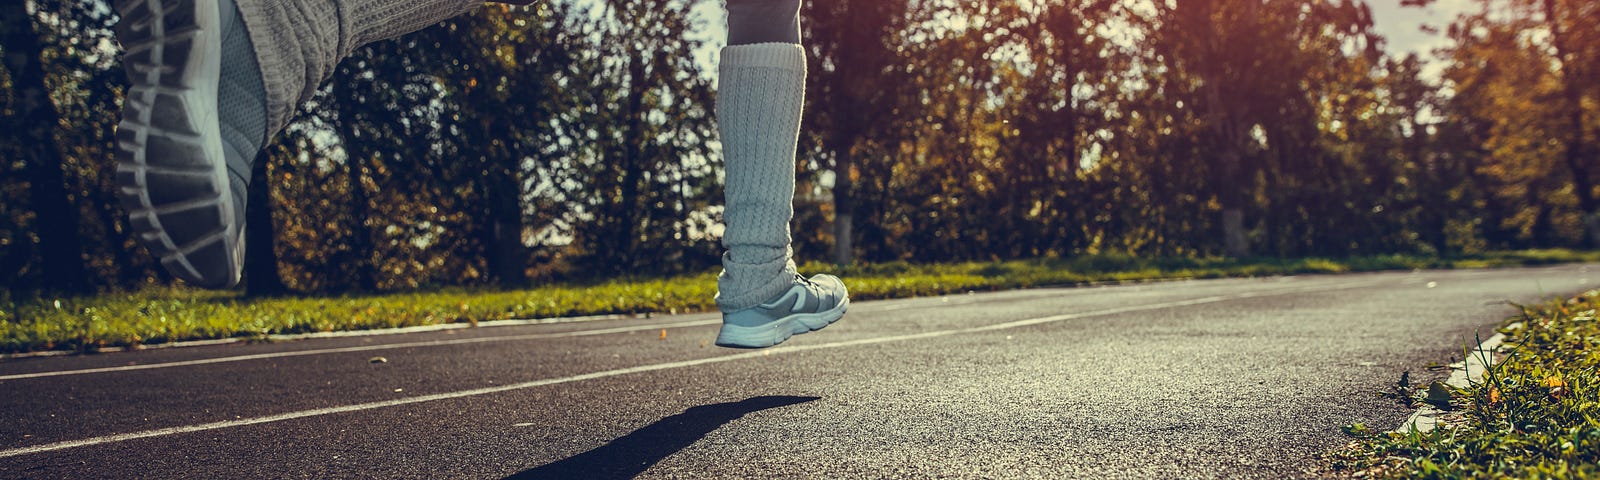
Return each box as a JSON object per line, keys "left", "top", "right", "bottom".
{"left": 1, "top": 0, "right": 1596, "bottom": 295}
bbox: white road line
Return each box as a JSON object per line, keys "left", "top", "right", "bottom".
{"left": 0, "top": 278, "right": 1384, "bottom": 459}
{"left": 0, "top": 319, "right": 721, "bottom": 381}
{"left": 0, "top": 280, "right": 1251, "bottom": 380}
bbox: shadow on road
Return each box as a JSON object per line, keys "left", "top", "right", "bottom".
{"left": 506, "top": 395, "right": 820, "bottom": 479}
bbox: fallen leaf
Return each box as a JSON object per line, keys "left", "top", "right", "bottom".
{"left": 1425, "top": 381, "right": 1452, "bottom": 407}
{"left": 1546, "top": 376, "right": 1566, "bottom": 398}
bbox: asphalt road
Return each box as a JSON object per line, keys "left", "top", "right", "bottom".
{"left": 0, "top": 265, "right": 1593, "bottom": 479}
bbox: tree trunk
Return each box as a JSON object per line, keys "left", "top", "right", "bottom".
{"left": 344, "top": 155, "right": 377, "bottom": 291}
{"left": 0, "top": 2, "right": 91, "bottom": 293}
{"left": 831, "top": 145, "right": 855, "bottom": 266}
{"left": 1223, "top": 208, "right": 1248, "bottom": 257}
{"left": 611, "top": 46, "right": 649, "bottom": 273}
{"left": 0, "top": 229, "right": 35, "bottom": 289}
{"left": 1529, "top": 187, "right": 1553, "bottom": 247}
{"left": 1411, "top": 121, "right": 1450, "bottom": 255}
{"left": 331, "top": 78, "right": 378, "bottom": 292}
{"left": 485, "top": 172, "right": 528, "bottom": 288}
{"left": 245, "top": 149, "right": 287, "bottom": 296}
{"left": 1181, "top": 0, "right": 1253, "bottom": 258}
{"left": 1212, "top": 107, "right": 1251, "bottom": 257}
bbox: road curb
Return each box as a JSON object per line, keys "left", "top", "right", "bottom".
{"left": 1396, "top": 326, "right": 1513, "bottom": 433}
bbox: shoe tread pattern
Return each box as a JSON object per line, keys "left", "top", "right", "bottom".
{"left": 114, "top": 0, "right": 240, "bottom": 288}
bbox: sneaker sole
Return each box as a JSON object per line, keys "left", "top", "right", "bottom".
{"left": 714, "top": 296, "right": 850, "bottom": 349}
{"left": 114, "top": 0, "right": 242, "bottom": 288}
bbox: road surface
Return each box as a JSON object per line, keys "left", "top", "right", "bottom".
{"left": 1, "top": 265, "right": 1593, "bottom": 478}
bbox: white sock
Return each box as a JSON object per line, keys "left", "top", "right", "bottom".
{"left": 714, "top": 43, "right": 807, "bottom": 312}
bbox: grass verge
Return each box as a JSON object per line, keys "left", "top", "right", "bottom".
{"left": 1330, "top": 290, "right": 1600, "bottom": 478}
{"left": 2, "top": 249, "right": 1598, "bottom": 355}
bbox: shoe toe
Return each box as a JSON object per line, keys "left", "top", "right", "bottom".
{"left": 808, "top": 274, "right": 848, "bottom": 303}
{"left": 163, "top": 237, "right": 241, "bottom": 288}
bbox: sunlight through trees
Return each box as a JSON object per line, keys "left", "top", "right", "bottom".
{"left": 1, "top": 0, "right": 1595, "bottom": 294}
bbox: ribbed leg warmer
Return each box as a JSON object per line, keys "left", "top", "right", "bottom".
{"left": 226, "top": 0, "right": 806, "bottom": 310}
{"left": 232, "top": 0, "right": 480, "bottom": 137}
{"left": 714, "top": 44, "right": 808, "bottom": 312}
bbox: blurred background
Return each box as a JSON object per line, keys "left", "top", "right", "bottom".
{"left": 1, "top": 0, "right": 1595, "bottom": 297}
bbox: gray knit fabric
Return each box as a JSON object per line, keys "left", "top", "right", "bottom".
{"left": 232, "top": 0, "right": 479, "bottom": 138}
{"left": 715, "top": 43, "right": 807, "bottom": 312}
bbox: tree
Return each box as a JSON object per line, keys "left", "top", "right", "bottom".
{"left": 244, "top": 148, "right": 286, "bottom": 296}
{"left": 1003, "top": 0, "right": 1118, "bottom": 257}
{"left": 0, "top": 0, "right": 90, "bottom": 293}
{"left": 432, "top": 3, "right": 584, "bottom": 287}
{"left": 1538, "top": 0, "right": 1599, "bottom": 245}
{"left": 1147, "top": 0, "right": 1382, "bottom": 257}
{"left": 565, "top": 0, "right": 717, "bottom": 275}
{"left": 1439, "top": 1, "right": 1590, "bottom": 247}
{"left": 805, "top": 0, "right": 910, "bottom": 265}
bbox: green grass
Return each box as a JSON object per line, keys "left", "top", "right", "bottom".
{"left": 2, "top": 249, "right": 1598, "bottom": 355}
{"left": 1330, "top": 289, "right": 1600, "bottom": 478}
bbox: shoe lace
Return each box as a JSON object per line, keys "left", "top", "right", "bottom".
{"left": 798, "top": 274, "right": 841, "bottom": 304}
{"left": 795, "top": 274, "right": 821, "bottom": 294}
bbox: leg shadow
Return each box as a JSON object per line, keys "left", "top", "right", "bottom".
{"left": 506, "top": 395, "right": 820, "bottom": 480}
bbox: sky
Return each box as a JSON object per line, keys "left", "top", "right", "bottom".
{"left": 673, "top": 0, "right": 1483, "bottom": 79}
{"left": 1366, "top": 0, "right": 1479, "bottom": 76}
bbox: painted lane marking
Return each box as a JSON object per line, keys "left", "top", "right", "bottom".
{"left": 0, "top": 319, "right": 720, "bottom": 381}
{"left": 0, "top": 278, "right": 1384, "bottom": 459}
{"left": 3, "top": 280, "right": 1286, "bottom": 380}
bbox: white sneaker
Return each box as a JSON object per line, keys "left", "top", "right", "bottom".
{"left": 715, "top": 274, "right": 849, "bottom": 349}
{"left": 114, "top": 0, "right": 251, "bottom": 288}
